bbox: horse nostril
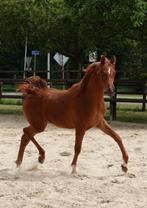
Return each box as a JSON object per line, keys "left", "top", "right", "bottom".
{"left": 108, "top": 86, "right": 115, "bottom": 97}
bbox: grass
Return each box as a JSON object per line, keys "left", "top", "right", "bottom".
{"left": 105, "top": 109, "right": 147, "bottom": 123}
{"left": 0, "top": 98, "right": 22, "bottom": 105}
{"left": 0, "top": 99, "right": 147, "bottom": 123}
{"left": 0, "top": 99, "right": 23, "bottom": 114}
{"left": 105, "top": 103, "right": 147, "bottom": 123}
{"left": 118, "top": 103, "right": 147, "bottom": 123}
{"left": 0, "top": 104, "right": 22, "bottom": 114}
{"left": 2, "top": 84, "right": 17, "bottom": 92}
{"left": 116, "top": 110, "right": 147, "bottom": 123}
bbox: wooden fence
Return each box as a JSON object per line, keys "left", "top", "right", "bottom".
{"left": 0, "top": 72, "right": 147, "bottom": 120}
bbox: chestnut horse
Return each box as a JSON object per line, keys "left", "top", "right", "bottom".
{"left": 16, "top": 55, "right": 128, "bottom": 174}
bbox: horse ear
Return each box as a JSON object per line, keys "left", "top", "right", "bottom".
{"left": 100, "top": 55, "right": 106, "bottom": 64}
{"left": 110, "top": 56, "right": 116, "bottom": 65}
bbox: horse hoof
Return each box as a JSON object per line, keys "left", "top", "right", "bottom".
{"left": 38, "top": 156, "right": 44, "bottom": 164}
{"left": 71, "top": 165, "right": 77, "bottom": 175}
{"left": 121, "top": 164, "right": 128, "bottom": 173}
{"left": 15, "top": 160, "right": 21, "bottom": 167}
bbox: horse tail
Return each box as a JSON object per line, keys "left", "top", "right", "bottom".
{"left": 18, "top": 83, "right": 33, "bottom": 94}
{"left": 18, "top": 76, "right": 48, "bottom": 94}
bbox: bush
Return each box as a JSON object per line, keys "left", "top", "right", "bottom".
{"left": 140, "top": 73, "right": 147, "bottom": 80}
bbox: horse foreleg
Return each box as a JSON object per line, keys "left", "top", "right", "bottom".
{"left": 98, "top": 119, "right": 129, "bottom": 172}
{"left": 16, "top": 127, "right": 31, "bottom": 167}
{"left": 71, "top": 129, "right": 85, "bottom": 174}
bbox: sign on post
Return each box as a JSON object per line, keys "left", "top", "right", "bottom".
{"left": 89, "top": 51, "right": 97, "bottom": 63}
{"left": 53, "top": 52, "right": 69, "bottom": 80}
{"left": 32, "top": 50, "right": 40, "bottom": 56}
{"left": 54, "top": 52, "right": 69, "bottom": 66}
{"left": 25, "top": 56, "right": 32, "bottom": 72}
{"left": 32, "top": 50, "right": 40, "bottom": 76}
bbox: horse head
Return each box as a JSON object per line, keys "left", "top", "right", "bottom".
{"left": 98, "top": 55, "right": 116, "bottom": 96}
{"left": 82, "top": 55, "right": 116, "bottom": 96}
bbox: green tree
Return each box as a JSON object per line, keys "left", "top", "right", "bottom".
{"left": 0, "top": 0, "right": 146, "bottom": 70}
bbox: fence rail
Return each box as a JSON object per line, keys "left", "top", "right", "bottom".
{"left": 0, "top": 76, "right": 147, "bottom": 120}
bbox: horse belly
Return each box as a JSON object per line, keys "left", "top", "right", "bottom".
{"left": 47, "top": 114, "right": 75, "bottom": 129}
{"left": 45, "top": 104, "right": 75, "bottom": 129}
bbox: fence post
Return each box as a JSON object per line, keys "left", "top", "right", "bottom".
{"left": 67, "top": 69, "right": 71, "bottom": 88}
{"left": 142, "top": 83, "right": 147, "bottom": 111}
{"left": 0, "top": 82, "right": 2, "bottom": 98}
{"left": 109, "top": 87, "right": 117, "bottom": 121}
{"left": 142, "top": 94, "right": 146, "bottom": 111}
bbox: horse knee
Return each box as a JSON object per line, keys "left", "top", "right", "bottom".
{"left": 23, "top": 127, "right": 35, "bottom": 136}
{"left": 21, "top": 134, "right": 30, "bottom": 146}
{"left": 20, "top": 127, "right": 34, "bottom": 146}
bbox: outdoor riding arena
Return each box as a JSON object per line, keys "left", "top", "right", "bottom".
{"left": 0, "top": 114, "right": 147, "bottom": 208}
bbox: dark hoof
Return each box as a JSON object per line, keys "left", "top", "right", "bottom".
{"left": 38, "top": 156, "right": 45, "bottom": 164}
{"left": 121, "top": 164, "right": 128, "bottom": 173}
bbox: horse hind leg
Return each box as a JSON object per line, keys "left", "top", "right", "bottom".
{"left": 16, "top": 126, "right": 32, "bottom": 167}
{"left": 31, "top": 136, "right": 45, "bottom": 164}
{"left": 16, "top": 125, "right": 46, "bottom": 167}
{"left": 98, "top": 119, "right": 129, "bottom": 172}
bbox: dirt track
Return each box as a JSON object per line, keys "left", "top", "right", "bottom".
{"left": 0, "top": 115, "right": 147, "bottom": 208}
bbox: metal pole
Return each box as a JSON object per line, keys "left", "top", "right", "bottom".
{"left": 47, "top": 52, "right": 50, "bottom": 87}
{"left": 62, "top": 65, "right": 64, "bottom": 80}
{"left": 62, "top": 56, "right": 64, "bottom": 89}
{"left": 23, "top": 36, "right": 28, "bottom": 79}
{"left": 33, "top": 55, "right": 36, "bottom": 76}
{"left": 62, "top": 55, "right": 64, "bottom": 80}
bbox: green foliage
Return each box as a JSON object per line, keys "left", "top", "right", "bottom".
{"left": 140, "top": 73, "right": 147, "bottom": 80}
{"left": 0, "top": 0, "right": 147, "bottom": 72}
{"left": 2, "top": 84, "right": 16, "bottom": 92}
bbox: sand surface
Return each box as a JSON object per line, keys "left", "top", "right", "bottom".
{"left": 0, "top": 115, "right": 147, "bottom": 208}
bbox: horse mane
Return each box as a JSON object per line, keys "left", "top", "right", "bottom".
{"left": 80, "top": 63, "right": 97, "bottom": 91}
{"left": 19, "top": 63, "right": 98, "bottom": 95}
{"left": 19, "top": 76, "right": 48, "bottom": 94}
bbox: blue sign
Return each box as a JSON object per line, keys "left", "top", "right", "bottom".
{"left": 32, "top": 50, "right": 40, "bottom": 56}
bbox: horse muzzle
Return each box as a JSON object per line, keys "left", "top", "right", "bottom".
{"left": 107, "top": 85, "right": 115, "bottom": 97}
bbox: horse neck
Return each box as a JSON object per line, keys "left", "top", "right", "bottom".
{"left": 80, "top": 75, "right": 104, "bottom": 105}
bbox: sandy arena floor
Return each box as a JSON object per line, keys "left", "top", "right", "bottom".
{"left": 0, "top": 115, "right": 147, "bottom": 208}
